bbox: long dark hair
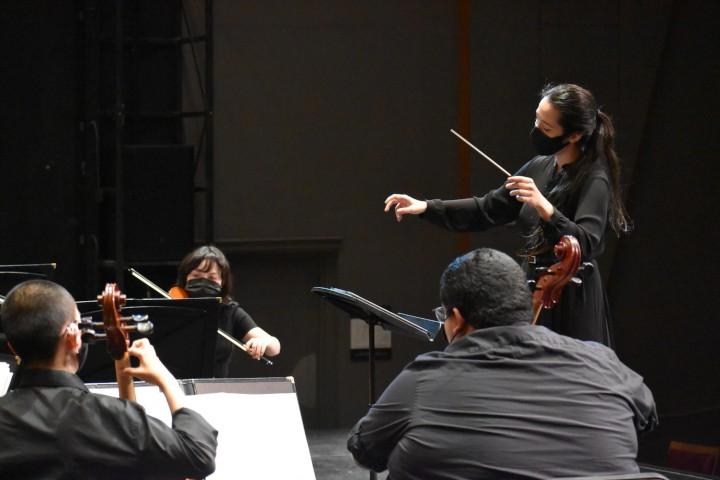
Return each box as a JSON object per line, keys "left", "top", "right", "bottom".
{"left": 526, "top": 84, "right": 631, "bottom": 255}
{"left": 176, "top": 245, "right": 234, "bottom": 303}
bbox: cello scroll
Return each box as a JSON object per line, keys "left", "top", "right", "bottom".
{"left": 79, "top": 284, "right": 154, "bottom": 401}
{"left": 529, "top": 235, "right": 583, "bottom": 324}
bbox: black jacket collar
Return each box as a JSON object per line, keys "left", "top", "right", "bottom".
{"left": 16, "top": 368, "right": 88, "bottom": 392}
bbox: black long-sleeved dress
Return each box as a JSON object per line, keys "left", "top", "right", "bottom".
{"left": 422, "top": 154, "right": 613, "bottom": 345}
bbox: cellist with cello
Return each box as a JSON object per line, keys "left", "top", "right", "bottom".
{"left": 0, "top": 279, "right": 217, "bottom": 478}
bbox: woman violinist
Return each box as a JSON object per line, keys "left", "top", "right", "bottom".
{"left": 384, "top": 84, "right": 630, "bottom": 346}
{"left": 173, "top": 246, "right": 281, "bottom": 377}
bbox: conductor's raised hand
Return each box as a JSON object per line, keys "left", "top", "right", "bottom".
{"left": 384, "top": 194, "right": 427, "bottom": 222}
{"left": 505, "top": 176, "right": 554, "bottom": 221}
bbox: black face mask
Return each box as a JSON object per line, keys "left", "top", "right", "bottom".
{"left": 530, "top": 126, "right": 568, "bottom": 156}
{"left": 185, "top": 278, "right": 222, "bottom": 298}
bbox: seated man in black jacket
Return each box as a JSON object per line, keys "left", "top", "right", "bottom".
{"left": 348, "top": 248, "right": 657, "bottom": 480}
{"left": 0, "top": 280, "right": 218, "bottom": 479}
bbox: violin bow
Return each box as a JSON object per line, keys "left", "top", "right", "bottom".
{"left": 128, "top": 268, "right": 172, "bottom": 299}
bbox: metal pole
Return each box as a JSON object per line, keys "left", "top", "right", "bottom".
{"left": 204, "top": 0, "right": 214, "bottom": 243}
{"left": 113, "top": 0, "right": 125, "bottom": 288}
{"left": 367, "top": 320, "right": 377, "bottom": 480}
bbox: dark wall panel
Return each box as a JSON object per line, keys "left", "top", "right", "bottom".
{"left": 608, "top": 0, "right": 720, "bottom": 464}
{"left": 0, "top": 3, "right": 81, "bottom": 295}
{"left": 213, "top": 1, "right": 460, "bottom": 426}
{"left": 211, "top": 1, "right": 720, "bottom": 439}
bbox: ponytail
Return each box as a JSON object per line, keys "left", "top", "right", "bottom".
{"left": 591, "top": 110, "right": 632, "bottom": 234}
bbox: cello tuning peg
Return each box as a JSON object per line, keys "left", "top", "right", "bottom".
{"left": 578, "top": 262, "right": 594, "bottom": 272}
{"left": 570, "top": 276, "right": 583, "bottom": 285}
{"left": 121, "top": 314, "right": 149, "bottom": 323}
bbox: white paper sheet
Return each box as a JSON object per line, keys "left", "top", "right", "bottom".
{"left": 184, "top": 392, "right": 315, "bottom": 479}
{"left": 89, "top": 386, "right": 316, "bottom": 480}
{"left": 0, "top": 362, "right": 12, "bottom": 397}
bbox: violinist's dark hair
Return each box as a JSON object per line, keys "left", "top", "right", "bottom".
{"left": 540, "top": 83, "right": 631, "bottom": 236}
{"left": 1, "top": 280, "right": 76, "bottom": 364}
{"left": 440, "top": 248, "right": 532, "bottom": 328}
{"left": 176, "top": 245, "right": 233, "bottom": 303}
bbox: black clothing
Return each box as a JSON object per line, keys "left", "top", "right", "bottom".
{"left": 423, "top": 155, "right": 612, "bottom": 344}
{"left": 214, "top": 302, "right": 257, "bottom": 377}
{"left": 348, "top": 324, "right": 657, "bottom": 480}
{"left": 0, "top": 369, "right": 217, "bottom": 480}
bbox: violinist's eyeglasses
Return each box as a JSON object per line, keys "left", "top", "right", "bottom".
{"left": 433, "top": 306, "right": 448, "bottom": 323}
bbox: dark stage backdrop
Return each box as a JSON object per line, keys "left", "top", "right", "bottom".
{"left": 2, "top": 0, "right": 719, "bottom": 467}
{"left": 211, "top": 0, "right": 720, "bottom": 463}
{"left": 607, "top": 0, "right": 720, "bottom": 465}
{"left": 0, "top": 3, "right": 82, "bottom": 293}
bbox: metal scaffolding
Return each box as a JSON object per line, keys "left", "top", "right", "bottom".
{"left": 79, "top": 0, "right": 214, "bottom": 295}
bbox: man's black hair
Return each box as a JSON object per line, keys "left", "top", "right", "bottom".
{"left": 0, "top": 280, "right": 76, "bottom": 364}
{"left": 440, "top": 248, "right": 532, "bottom": 328}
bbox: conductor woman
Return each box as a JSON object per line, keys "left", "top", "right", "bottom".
{"left": 385, "top": 84, "right": 630, "bottom": 346}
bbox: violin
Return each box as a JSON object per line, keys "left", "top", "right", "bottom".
{"left": 168, "top": 286, "right": 188, "bottom": 299}
{"left": 80, "top": 284, "right": 154, "bottom": 400}
{"left": 529, "top": 235, "right": 586, "bottom": 324}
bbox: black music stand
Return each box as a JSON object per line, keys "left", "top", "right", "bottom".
{"left": 312, "top": 287, "right": 441, "bottom": 480}
{"left": 76, "top": 297, "right": 222, "bottom": 382}
{"left": 0, "top": 263, "right": 56, "bottom": 295}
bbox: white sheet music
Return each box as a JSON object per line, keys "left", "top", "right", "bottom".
{"left": 90, "top": 385, "right": 316, "bottom": 480}
{"left": 185, "top": 393, "right": 315, "bottom": 479}
{"left": 0, "top": 362, "right": 12, "bottom": 397}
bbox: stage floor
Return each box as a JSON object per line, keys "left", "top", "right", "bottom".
{"left": 307, "top": 429, "right": 378, "bottom": 480}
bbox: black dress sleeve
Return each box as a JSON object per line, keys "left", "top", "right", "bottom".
{"left": 229, "top": 305, "right": 258, "bottom": 340}
{"left": 543, "top": 172, "right": 610, "bottom": 260}
{"left": 420, "top": 158, "right": 538, "bottom": 232}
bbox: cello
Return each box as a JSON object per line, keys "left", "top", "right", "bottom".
{"left": 529, "top": 235, "right": 589, "bottom": 324}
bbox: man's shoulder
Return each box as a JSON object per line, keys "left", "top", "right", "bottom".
{"left": 403, "top": 349, "right": 462, "bottom": 375}
{"left": 403, "top": 326, "right": 622, "bottom": 371}
{"left": 75, "top": 388, "right": 154, "bottom": 421}
{"left": 446, "top": 325, "right": 619, "bottom": 362}
{"left": 520, "top": 325, "right": 619, "bottom": 357}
